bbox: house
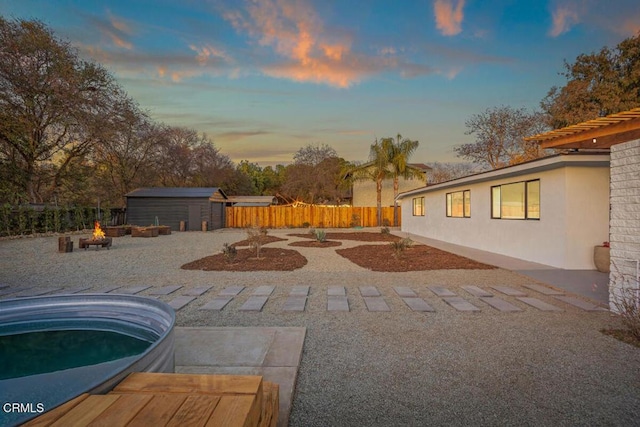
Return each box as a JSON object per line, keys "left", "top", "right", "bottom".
{"left": 525, "top": 107, "right": 640, "bottom": 311}
{"left": 125, "top": 187, "right": 228, "bottom": 231}
{"left": 226, "top": 195, "right": 276, "bottom": 207}
{"left": 351, "top": 163, "right": 430, "bottom": 207}
{"left": 397, "top": 153, "right": 610, "bottom": 270}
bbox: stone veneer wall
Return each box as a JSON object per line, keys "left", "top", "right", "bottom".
{"left": 609, "top": 138, "right": 640, "bottom": 311}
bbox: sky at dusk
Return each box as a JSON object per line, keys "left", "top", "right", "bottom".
{"left": 1, "top": 0, "right": 639, "bottom": 166}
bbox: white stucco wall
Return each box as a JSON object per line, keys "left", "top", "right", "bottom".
{"left": 609, "top": 139, "right": 640, "bottom": 310}
{"left": 400, "top": 155, "right": 610, "bottom": 269}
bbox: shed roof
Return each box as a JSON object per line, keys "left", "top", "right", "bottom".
{"left": 126, "top": 187, "right": 228, "bottom": 199}
{"left": 525, "top": 107, "right": 640, "bottom": 149}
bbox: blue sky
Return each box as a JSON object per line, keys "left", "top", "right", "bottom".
{"left": 1, "top": 0, "right": 638, "bottom": 166}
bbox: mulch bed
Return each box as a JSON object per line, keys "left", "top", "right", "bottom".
{"left": 289, "top": 240, "right": 342, "bottom": 248}
{"left": 180, "top": 247, "right": 307, "bottom": 271}
{"left": 336, "top": 244, "right": 497, "bottom": 272}
{"left": 288, "top": 232, "right": 400, "bottom": 242}
{"left": 230, "top": 236, "right": 287, "bottom": 247}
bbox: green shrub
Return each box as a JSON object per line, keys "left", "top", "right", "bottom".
{"left": 381, "top": 226, "right": 390, "bottom": 234}
{"left": 313, "top": 229, "right": 327, "bottom": 242}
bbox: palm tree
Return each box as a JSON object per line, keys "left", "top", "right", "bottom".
{"left": 387, "top": 134, "right": 423, "bottom": 226}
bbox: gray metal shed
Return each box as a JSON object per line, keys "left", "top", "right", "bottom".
{"left": 125, "top": 187, "right": 228, "bottom": 231}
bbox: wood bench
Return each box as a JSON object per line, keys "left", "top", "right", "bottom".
{"left": 23, "top": 373, "right": 278, "bottom": 427}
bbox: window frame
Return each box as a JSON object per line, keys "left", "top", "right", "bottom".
{"left": 412, "top": 196, "right": 425, "bottom": 216}
{"left": 490, "top": 179, "right": 540, "bottom": 220}
{"left": 445, "top": 189, "right": 471, "bottom": 218}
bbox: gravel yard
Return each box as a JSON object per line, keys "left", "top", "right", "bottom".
{"left": 1, "top": 229, "right": 639, "bottom": 426}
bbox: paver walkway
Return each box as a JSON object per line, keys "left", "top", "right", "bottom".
{"left": 0, "top": 283, "right": 609, "bottom": 314}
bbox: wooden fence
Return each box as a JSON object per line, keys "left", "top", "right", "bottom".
{"left": 225, "top": 206, "right": 399, "bottom": 228}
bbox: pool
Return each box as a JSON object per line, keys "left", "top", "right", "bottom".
{"left": 0, "top": 294, "right": 175, "bottom": 426}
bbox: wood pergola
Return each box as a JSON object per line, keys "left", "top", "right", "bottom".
{"left": 525, "top": 107, "right": 640, "bottom": 149}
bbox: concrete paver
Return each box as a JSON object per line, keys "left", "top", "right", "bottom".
{"left": 480, "top": 297, "right": 522, "bottom": 312}
{"left": 200, "top": 296, "right": 233, "bottom": 311}
{"left": 168, "top": 295, "right": 196, "bottom": 310}
{"left": 462, "top": 285, "right": 493, "bottom": 297}
{"left": 359, "top": 286, "right": 380, "bottom": 297}
{"left": 491, "top": 286, "right": 527, "bottom": 297}
{"left": 517, "top": 297, "right": 563, "bottom": 311}
{"left": 219, "top": 286, "right": 245, "bottom": 296}
{"left": 290, "top": 285, "right": 310, "bottom": 296}
{"left": 401, "top": 297, "right": 435, "bottom": 312}
{"left": 183, "top": 285, "right": 213, "bottom": 296}
{"left": 148, "top": 285, "right": 182, "bottom": 295}
{"left": 394, "top": 286, "right": 417, "bottom": 298}
{"left": 442, "top": 297, "right": 480, "bottom": 312}
{"left": 239, "top": 296, "right": 269, "bottom": 311}
{"left": 115, "top": 285, "right": 151, "bottom": 295}
{"left": 328, "top": 286, "right": 346, "bottom": 296}
{"left": 253, "top": 285, "right": 275, "bottom": 296}
{"left": 91, "top": 285, "right": 122, "bottom": 294}
{"left": 283, "top": 296, "right": 307, "bottom": 311}
{"left": 327, "top": 296, "right": 349, "bottom": 311}
{"left": 428, "top": 286, "right": 457, "bottom": 297}
{"left": 363, "top": 296, "right": 390, "bottom": 311}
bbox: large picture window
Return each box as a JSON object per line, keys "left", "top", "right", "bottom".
{"left": 446, "top": 190, "right": 470, "bottom": 218}
{"left": 491, "top": 180, "right": 540, "bottom": 220}
{"left": 412, "top": 197, "right": 425, "bottom": 216}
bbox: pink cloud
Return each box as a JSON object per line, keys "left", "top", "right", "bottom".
{"left": 549, "top": 5, "right": 580, "bottom": 37}
{"left": 434, "top": 0, "right": 465, "bottom": 36}
{"left": 222, "top": 0, "right": 382, "bottom": 87}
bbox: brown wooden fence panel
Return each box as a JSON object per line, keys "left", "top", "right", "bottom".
{"left": 225, "top": 206, "right": 400, "bottom": 228}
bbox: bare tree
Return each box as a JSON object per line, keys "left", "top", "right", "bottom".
{"left": 454, "top": 106, "right": 548, "bottom": 169}
{"left": 293, "top": 143, "right": 338, "bottom": 166}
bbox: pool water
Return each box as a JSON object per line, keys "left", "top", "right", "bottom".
{"left": 0, "top": 329, "right": 152, "bottom": 380}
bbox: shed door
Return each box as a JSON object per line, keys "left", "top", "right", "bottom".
{"left": 188, "top": 205, "right": 201, "bottom": 231}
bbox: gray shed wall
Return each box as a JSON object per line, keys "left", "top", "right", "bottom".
{"left": 126, "top": 197, "right": 225, "bottom": 230}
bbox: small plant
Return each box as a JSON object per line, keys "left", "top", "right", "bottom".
{"left": 246, "top": 225, "right": 268, "bottom": 258}
{"left": 389, "top": 237, "right": 413, "bottom": 258}
{"left": 380, "top": 226, "right": 390, "bottom": 234}
{"left": 221, "top": 243, "right": 238, "bottom": 263}
{"left": 302, "top": 221, "right": 311, "bottom": 228}
{"left": 313, "top": 229, "right": 327, "bottom": 243}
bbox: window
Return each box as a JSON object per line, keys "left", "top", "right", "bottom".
{"left": 412, "top": 197, "right": 425, "bottom": 216}
{"left": 446, "top": 190, "right": 470, "bottom": 218}
{"left": 491, "top": 179, "right": 540, "bottom": 220}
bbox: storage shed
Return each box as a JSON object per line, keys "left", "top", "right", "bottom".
{"left": 125, "top": 187, "right": 228, "bottom": 231}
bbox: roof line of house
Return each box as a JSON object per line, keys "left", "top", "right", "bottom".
{"left": 396, "top": 152, "right": 610, "bottom": 200}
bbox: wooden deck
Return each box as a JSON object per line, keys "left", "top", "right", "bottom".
{"left": 24, "top": 373, "right": 278, "bottom": 427}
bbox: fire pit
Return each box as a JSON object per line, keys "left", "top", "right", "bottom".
{"left": 79, "top": 221, "right": 113, "bottom": 250}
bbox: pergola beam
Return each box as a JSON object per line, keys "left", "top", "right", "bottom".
{"left": 526, "top": 108, "right": 640, "bottom": 149}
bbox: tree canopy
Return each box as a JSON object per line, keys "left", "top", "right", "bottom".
{"left": 541, "top": 32, "right": 640, "bottom": 128}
